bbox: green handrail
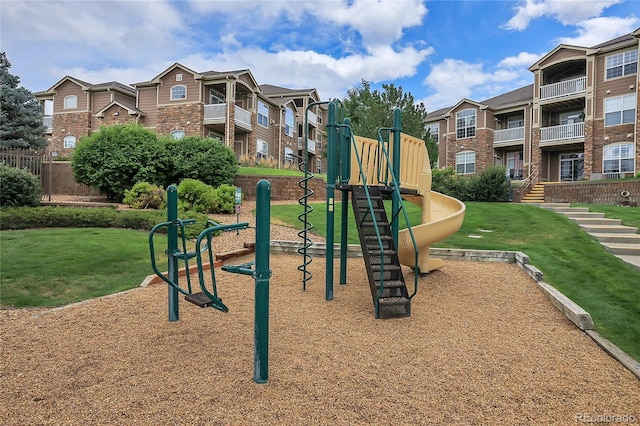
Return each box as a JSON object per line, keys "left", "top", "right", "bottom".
{"left": 376, "top": 127, "right": 420, "bottom": 299}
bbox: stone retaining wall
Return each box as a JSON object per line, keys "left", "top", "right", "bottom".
{"left": 544, "top": 180, "right": 640, "bottom": 205}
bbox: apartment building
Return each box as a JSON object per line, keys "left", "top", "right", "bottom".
{"left": 426, "top": 28, "right": 639, "bottom": 184}
{"left": 35, "top": 63, "right": 326, "bottom": 172}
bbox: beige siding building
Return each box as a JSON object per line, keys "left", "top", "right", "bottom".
{"left": 426, "top": 28, "right": 639, "bottom": 185}
{"left": 35, "top": 63, "right": 326, "bottom": 172}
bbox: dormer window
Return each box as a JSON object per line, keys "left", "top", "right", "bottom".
{"left": 171, "top": 85, "right": 187, "bottom": 100}
{"left": 64, "top": 95, "right": 77, "bottom": 109}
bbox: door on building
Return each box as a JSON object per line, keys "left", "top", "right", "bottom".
{"left": 559, "top": 153, "right": 584, "bottom": 181}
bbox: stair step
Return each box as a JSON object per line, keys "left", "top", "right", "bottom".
{"left": 185, "top": 292, "right": 215, "bottom": 308}
{"left": 562, "top": 212, "right": 606, "bottom": 218}
{"left": 361, "top": 221, "right": 390, "bottom": 228}
{"left": 368, "top": 249, "right": 397, "bottom": 257}
{"left": 570, "top": 218, "right": 622, "bottom": 225}
{"left": 365, "top": 235, "right": 394, "bottom": 242}
{"left": 377, "top": 297, "right": 411, "bottom": 319}
{"left": 579, "top": 225, "right": 639, "bottom": 234}
{"left": 371, "top": 264, "right": 401, "bottom": 272}
{"left": 590, "top": 233, "right": 640, "bottom": 244}
{"left": 543, "top": 206, "right": 589, "bottom": 212}
{"left": 601, "top": 243, "right": 640, "bottom": 256}
{"left": 375, "top": 280, "right": 405, "bottom": 289}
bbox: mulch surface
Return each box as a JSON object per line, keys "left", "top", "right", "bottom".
{"left": 1, "top": 255, "right": 638, "bottom": 425}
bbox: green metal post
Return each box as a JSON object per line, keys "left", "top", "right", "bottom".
{"left": 391, "top": 108, "right": 402, "bottom": 247}
{"left": 339, "top": 117, "right": 351, "bottom": 285}
{"left": 166, "top": 185, "right": 179, "bottom": 322}
{"left": 325, "top": 102, "right": 337, "bottom": 301}
{"left": 254, "top": 179, "right": 271, "bottom": 384}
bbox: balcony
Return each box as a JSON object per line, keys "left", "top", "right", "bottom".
{"left": 306, "top": 110, "right": 317, "bottom": 126}
{"left": 298, "top": 137, "right": 316, "bottom": 154}
{"left": 494, "top": 127, "right": 524, "bottom": 145}
{"left": 43, "top": 116, "right": 53, "bottom": 133}
{"left": 540, "top": 122, "right": 584, "bottom": 144}
{"left": 540, "top": 76, "right": 586, "bottom": 101}
{"left": 203, "top": 103, "right": 252, "bottom": 132}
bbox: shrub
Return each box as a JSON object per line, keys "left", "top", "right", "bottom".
{"left": 431, "top": 165, "right": 509, "bottom": 202}
{"left": 123, "top": 182, "right": 166, "bottom": 209}
{"left": 214, "top": 184, "right": 236, "bottom": 214}
{"left": 177, "top": 178, "right": 217, "bottom": 213}
{"left": 71, "top": 124, "right": 168, "bottom": 201}
{"left": 0, "top": 164, "right": 41, "bottom": 207}
{"left": 164, "top": 136, "right": 238, "bottom": 188}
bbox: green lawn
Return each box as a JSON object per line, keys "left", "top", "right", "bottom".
{"left": 0, "top": 228, "right": 167, "bottom": 308}
{"left": 272, "top": 201, "right": 640, "bottom": 361}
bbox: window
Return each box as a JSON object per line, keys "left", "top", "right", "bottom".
{"left": 209, "top": 89, "right": 225, "bottom": 104}
{"left": 171, "top": 85, "right": 187, "bottom": 100}
{"left": 64, "top": 95, "right": 77, "bottom": 109}
{"left": 603, "top": 143, "right": 635, "bottom": 174}
{"left": 456, "top": 109, "right": 476, "bottom": 138}
{"left": 170, "top": 130, "right": 185, "bottom": 140}
{"left": 456, "top": 151, "right": 475, "bottom": 174}
{"left": 606, "top": 49, "right": 638, "bottom": 79}
{"left": 256, "top": 139, "right": 268, "bottom": 161}
{"left": 258, "top": 101, "right": 269, "bottom": 127}
{"left": 425, "top": 123, "right": 439, "bottom": 141}
{"left": 63, "top": 135, "right": 76, "bottom": 148}
{"left": 284, "top": 147, "right": 294, "bottom": 164}
{"left": 507, "top": 116, "right": 524, "bottom": 128}
{"left": 605, "top": 94, "right": 636, "bottom": 126}
{"left": 285, "top": 108, "right": 294, "bottom": 137}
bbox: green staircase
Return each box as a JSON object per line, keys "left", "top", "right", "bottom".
{"left": 351, "top": 185, "right": 411, "bottom": 318}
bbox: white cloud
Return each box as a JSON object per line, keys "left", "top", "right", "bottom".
{"left": 504, "top": 0, "right": 624, "bottom": 30}
{"left": 555, "top": 16, "right": 640, "bottom": 46}
{"left": 498, "top": 52, "right": 543, "bottom": 68}
{"left": 419, "top": 56, "right": 534, "bottom": 111}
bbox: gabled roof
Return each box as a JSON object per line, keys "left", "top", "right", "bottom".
{"left": 425, "top": 106, "right": 451, "bottom": 121}
{"left": 528, "top": 44, "right": 596, "bottom": 71}
{"left": 132, "top": 62, "right": 200, "bottom": 87}
{"left": 132, "top": 63, "right": 261, "bottom": 92}
{"left": 481, "top": 84, "right": 533, "bottom": 109}
{"left": 260, "top": 84, "right": 322, "bottom": 104}
{"left": 94, "top": 100, "right": 145, "bottom": 117}
{"left": 36, "top": 75, "right": 135, "bottom": 96}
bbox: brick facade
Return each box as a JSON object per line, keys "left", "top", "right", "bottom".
{"left": 545, "top": 180, "right": 640, "bottom": 205}
{"left": 51, "top": 112, "right": 91, "bottom": 157}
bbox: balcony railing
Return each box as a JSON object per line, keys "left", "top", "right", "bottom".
{"left": 540, "top": 76, "right": 586, "bottom": 101}
{"left": 494, "top": 127, "right": 524, "bottom": 144}
{"left": 298, "top": 137, "right": 316, "bottom": 154}
{"left": 540, "top": 122, "right": 584, "bottom": 143}
{"left": 307, "top": 110, "right": 317, "bottom": 126}
{"left": 204, "top": 103, "right": 226, "bottom": 122}
{"left": 203, "top": 103, "right": 252, "bottom": 131}
{"left": 43, "top": 116, "right": 53, "bottom": 132}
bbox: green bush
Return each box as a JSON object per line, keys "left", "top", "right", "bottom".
{"left": 164, "top": 136, "right": 238, "bottom": 188}
{"left": 0, "top": 206, "right": 211, "bottom": 237}
{"left": 0, "top": 164, "right": 42, "bottom": 207}
{"left": 71, "top": 124, "right": 168, "bottom": 201}
{"left": 177, "top": 178, "right": 217, "bottom": 213}
{"left": 123, "top": 182, "right": 166, "bottom": 209}
{"left": 214, "top": 184, "right": 236, "bottom": 214}
{"left": 431, "top": 165, "right": 509, "bottom": 202}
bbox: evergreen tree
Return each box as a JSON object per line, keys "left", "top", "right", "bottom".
{"left": 0, "top": 52, "right": 47, "bottom": 149}
{"left": 342, "top": 80, "right": 438, "bottom": 166}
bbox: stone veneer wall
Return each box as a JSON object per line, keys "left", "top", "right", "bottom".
{"left": 51, "top": 112, "right": 91, "bottom": 157}
{"left": 544, "top": 180, "right": 640, "bottom": 205}
{"left": 157, "top": 104, "right": 204, "bottom": 137}
{"left": 233, "top": 175, "right": 327, "bottom": 202}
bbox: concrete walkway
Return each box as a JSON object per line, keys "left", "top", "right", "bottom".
{"left": 538, "top": 203, "right": 640, "bottom": 271}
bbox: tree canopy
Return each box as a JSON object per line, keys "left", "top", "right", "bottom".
{"left": 341, "top": 80, "right": 438, "bottom": 167}
{"left": 0, "top": 52, "right": 47, "bottom": 150}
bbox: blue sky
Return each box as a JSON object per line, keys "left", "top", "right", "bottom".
{"left": 1, "top": 0, "right": 638, "bottom": 113}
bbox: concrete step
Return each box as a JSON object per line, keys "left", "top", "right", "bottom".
{"left": 590, "top": 233, "right": 640, "bottom": 244}
{"left": 546, "top": 207, "right": 590, "bottom": 213}
{"left": 601, "top": 243, "right": 640, "bottom": 256}
{"left": 579, "top": 224, "right": 639, "bottom": 234}
{"left": 540, "top": 203, "right": 571, "bottom": 208}
{"left": 570, "top": 217, "right": 622, "bottom": 226}
{"left": 563, "top": 211, "right": 606, "bottom": 218}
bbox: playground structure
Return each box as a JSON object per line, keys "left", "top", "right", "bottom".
{"left": 149, "top": 180, "right": 271, "bottom": 383}
{"left": 297, "top": 102, "right": 466, "bottom": 319}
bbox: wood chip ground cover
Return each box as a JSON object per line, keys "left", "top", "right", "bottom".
{"left": 1, "top": 255, "right": 638, "bottom": 425}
